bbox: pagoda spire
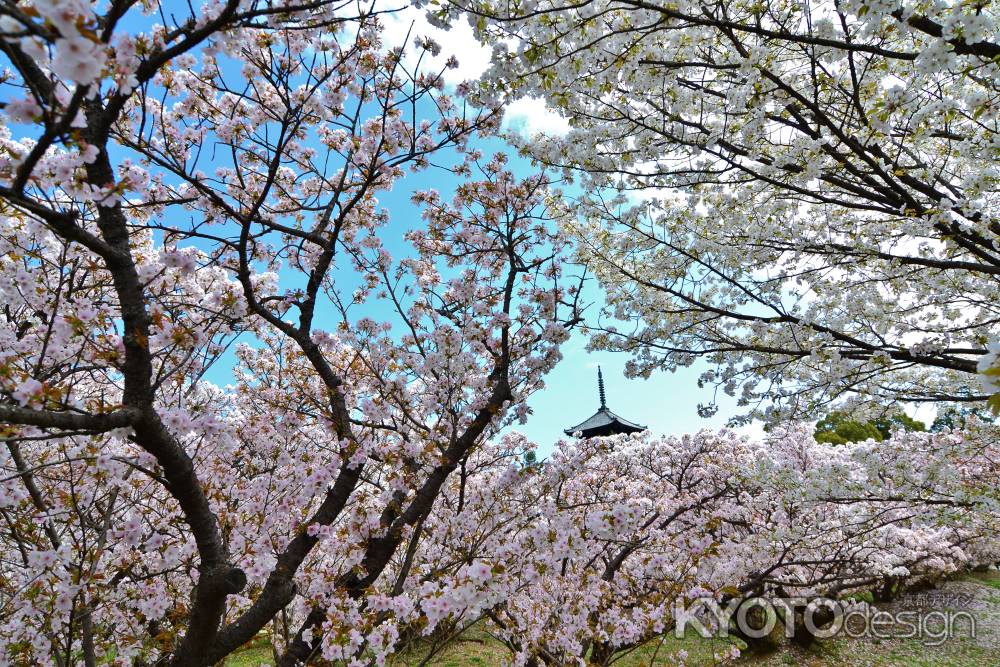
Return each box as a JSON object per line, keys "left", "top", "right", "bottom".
{"left": 598, "top": 366, "right": 607, "bottom": 409}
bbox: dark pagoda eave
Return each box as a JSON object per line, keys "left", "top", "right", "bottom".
{"left": 563, "top": 407, "right": 646, "bottom": 437}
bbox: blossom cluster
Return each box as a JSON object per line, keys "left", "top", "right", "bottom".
{"left": 0, "top": 1, "right": 571, "bottom": 662}
{"left": 436, "top": 0, "right": 1000, "bottom": 421}
{"left": 396, "top": 423, "right": 1000, "bottom": 666}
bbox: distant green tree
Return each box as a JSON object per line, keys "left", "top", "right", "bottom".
{"left": 930, "top": 405, "right": 996, "bottom": 432}
{"left": 521, "top": 449, "right": 542, "bottom": 469}
{"left": 814, "top": 413, "right": 883, "bottom": 445}
{"left": 871, "top": 414, "right": 927, "bottom": 439}
{"left": 814, "top": 412, "right": 925, "bottom": 445}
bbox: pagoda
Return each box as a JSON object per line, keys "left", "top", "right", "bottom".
{"left": 563, "top": 367, "right": 646, "bottom": 438}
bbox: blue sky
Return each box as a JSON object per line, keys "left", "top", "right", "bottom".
{"left": 192, "top": 2, "right": 757, "bottom": 454}
{"left": 515, "top": 334, "right": 748, "bottom": 454}
{"left": 176, "top": 121, "right": 748, "bottom": 453}
{"left": 367, "top": 8, "right": 755, "bottom": 451}
{"left": 182, "top": 127, "right": 747, "bottom": 455}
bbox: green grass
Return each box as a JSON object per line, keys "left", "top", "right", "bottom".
{"left": 960, "top": 570, "right": 1000, "bottom": 590}
{"left": 223, "top": 636, "right": 273, "bottom": 666}
{"left": 388, "top": 624, "right": 509, "bottom": 667}
{"left": 843, "top": 590, "right": 875, "bottom": 604}
{"left": 614, "top": 633, "right": 746, "bottom": 665}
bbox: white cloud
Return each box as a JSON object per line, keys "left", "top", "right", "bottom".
{"left": 503, "top": 96, "right": 571, "bottom": 137}
{"left": 379, "top": 4, "right": 492, "bottom": 87}
{"left": 375, "top": 4, "right": 570, "bottom": 142}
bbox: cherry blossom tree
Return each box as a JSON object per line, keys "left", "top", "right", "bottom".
{"left": 408, "top": 423, "right": 999, "bottom": 665}
{"left": 719, "top": 421, "right": 1000, "bottom": 644}
{"left": 0, "top": 1, "right": 576, "bottom": 663}
{"left": 439, "top": 0, "right": 1000, "bottom": 421}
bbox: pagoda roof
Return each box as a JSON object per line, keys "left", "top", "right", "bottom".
{"left": 563, "top": 367, "right": 646, "bottom": 438}
{"left": 563, "top": 406, "right": 646, "bottom": 438}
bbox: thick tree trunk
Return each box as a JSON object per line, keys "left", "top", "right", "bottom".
{"left": 589, "top": 640, "right": 614, "bottom": 666}
{"left": 873, "top": 577, "right": 901, "bottom": 603}
{"left": 789, "top": 605, "right": 837, "bottom": 648}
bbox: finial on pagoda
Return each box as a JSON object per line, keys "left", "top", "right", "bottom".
{"left": 598, "top": 366, "right": 607, "bottom": 409}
